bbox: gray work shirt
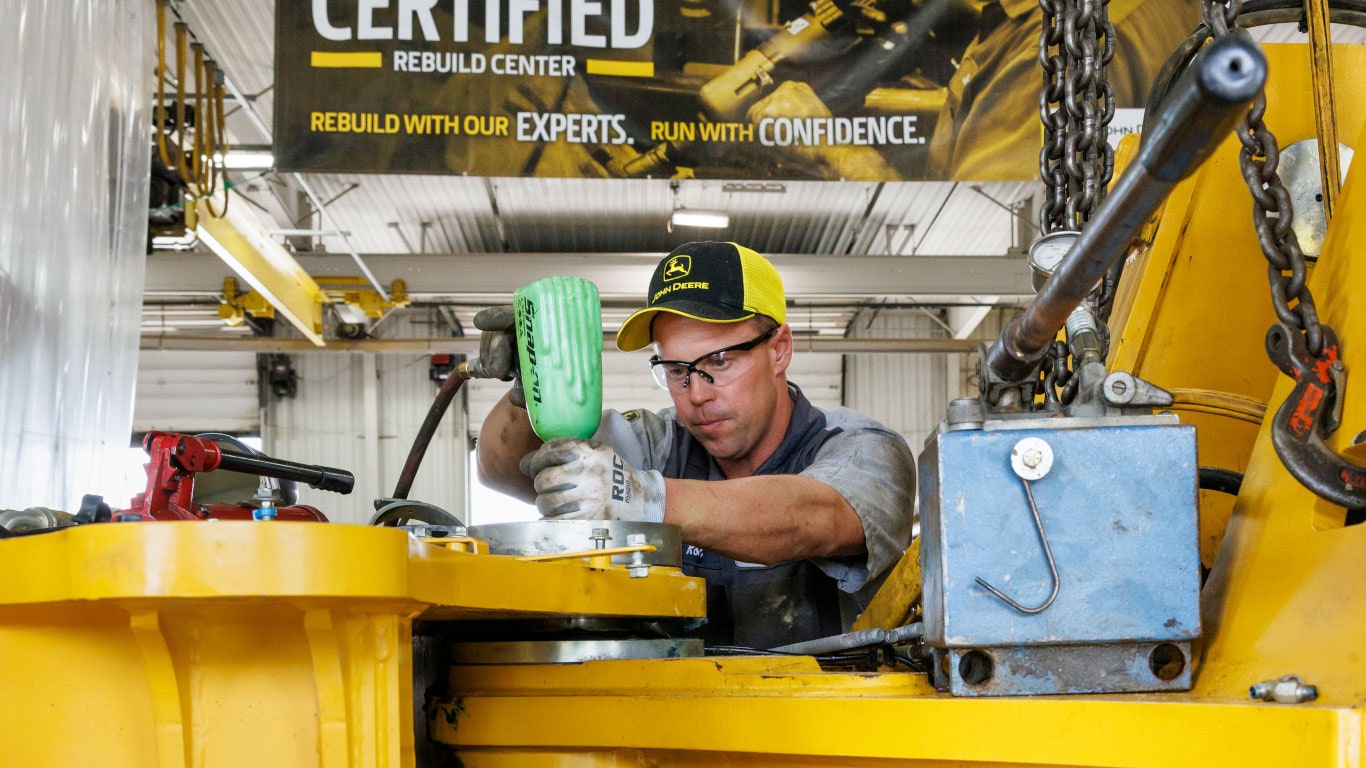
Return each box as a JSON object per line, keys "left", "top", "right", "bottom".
{"left": 592, "top": 386, "right": 917, "bottom": 602}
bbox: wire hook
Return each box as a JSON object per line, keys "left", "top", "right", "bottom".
{"left": 975, "top": 475, "right": 1061, "bottom": 614}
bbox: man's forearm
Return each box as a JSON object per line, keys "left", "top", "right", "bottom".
{"left": 475, "top": 392, "right": 542, "bottom": 503}
{"left": 662, "top": 475, "right": 865, "bottom": 565}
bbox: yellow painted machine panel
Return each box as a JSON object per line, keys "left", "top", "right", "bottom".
{"left": 0, "top": 523, "right": 704, "bottom": 767}
{"left": 1107, "top": 43, "right": 1366, "bottom": 567}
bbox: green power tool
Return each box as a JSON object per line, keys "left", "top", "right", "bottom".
{"left": 387, "top": 275, "right": 604, "bottom": 506}
{"left": 513, "top": 275, "right": 604, "bottom": 440}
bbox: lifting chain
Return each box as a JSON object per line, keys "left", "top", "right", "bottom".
{"left": 1035, "top": 0, "right": 1116, "bottom": 407}
{"left": 1204, "top": 0, "right": 1324, "bottom": 357}
{"left": 1204, "top": 0, "right": 1366, "bottom": 510}
{"left": 1038, "top": 0, "right": 1117, "bottom": 234}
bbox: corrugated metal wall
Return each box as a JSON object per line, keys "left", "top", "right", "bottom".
{"left": 843, "top": 309, "right": 951, "bottom": 453}
{"left": 134, "top": 351, "right": 259, "bottom": 434}
{"left": 264, "top": 352, "right": 469, "bottom": 526}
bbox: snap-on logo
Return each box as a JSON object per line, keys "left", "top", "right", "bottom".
{"left": 662, "top": 255, "right": 691, "bottom": 281}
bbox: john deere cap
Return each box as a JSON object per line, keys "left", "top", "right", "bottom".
{"left": 616, "top": 241, "right": 786, "bottom": 352}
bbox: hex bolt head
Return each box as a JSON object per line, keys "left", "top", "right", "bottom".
{"left": 590, "top": 528, "right": 611, "bottom": 549}
{"left": 1010, "top": 437, "right": 1054, "bottom": 480}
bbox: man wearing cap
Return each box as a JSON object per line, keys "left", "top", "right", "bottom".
{"left": 475, "top": 242, "right": 916, "bottom": 648}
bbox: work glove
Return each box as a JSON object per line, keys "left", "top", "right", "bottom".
{"left": 465, "top": 306, "right": 526, "bottom": 408}
{"left": 519, "top": 437, "right": 667, "bottom": 522}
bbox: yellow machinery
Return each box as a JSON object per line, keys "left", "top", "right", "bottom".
{"left": 420, "top": 38, "right": 1366, "bottom": 767}
{"left": 4, "top": 15, "right": 1366, "bottom": 768}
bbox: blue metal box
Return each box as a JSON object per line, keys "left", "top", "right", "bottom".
{"left": 919, "top": 416, "right": 1201, "bottom": 695}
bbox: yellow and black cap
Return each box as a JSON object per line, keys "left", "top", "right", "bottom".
{"left": 616, "top": 241, "right": 786, "bottom": 352}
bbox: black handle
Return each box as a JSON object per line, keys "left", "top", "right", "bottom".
{"left": 216, "top": 449, "right": 355, "bottom": 494}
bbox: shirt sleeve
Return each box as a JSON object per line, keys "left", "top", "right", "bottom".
{"left": 591, "top": 407, "right": 675, "bottom": 472}
{"left": 799, "top": 408, "right": 917, "bottom": 597}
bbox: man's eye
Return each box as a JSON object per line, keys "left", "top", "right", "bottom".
{"left": 663, "top": 365, "right": 689, "bottom": 379}
{"left": 701, "top": 352, "right": 733, "bottom": 371}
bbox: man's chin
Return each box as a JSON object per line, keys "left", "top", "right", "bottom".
{"left": 688, "top": 426, "right": 735, "bottom": 457}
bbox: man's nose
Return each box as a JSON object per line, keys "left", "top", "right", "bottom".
{"left": 683, "top": 372, "right": 714, "bottom": 403}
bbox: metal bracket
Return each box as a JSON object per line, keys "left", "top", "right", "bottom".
{"left": 517, "top": 543, "right": 657, "bottom": 571}
{"left": 1265, "top": 322, "right": 1366, "bottom": 508}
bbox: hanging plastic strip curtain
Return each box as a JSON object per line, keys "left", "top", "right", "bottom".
{"left": 0, "top": 1, "right": 149, "bottom": 510}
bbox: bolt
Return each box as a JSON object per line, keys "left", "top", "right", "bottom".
{"left": 591, "top": 528, "right": 611, "bottom": 549}
{"left": 1022, "top": 449, "right": 1043, "bottom": 469}
{"left": 1111, "top": 379, "right": 1129, "bottom": 395}
{"left": 627, "top": 533, "right": 649, "bottom": 578}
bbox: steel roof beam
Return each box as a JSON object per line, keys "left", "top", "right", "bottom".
{"left": 140, "top": 335, "right": 982, "bottom": 354}
{"left": 145, "top": 252, "right": 1033, "bottom": 298}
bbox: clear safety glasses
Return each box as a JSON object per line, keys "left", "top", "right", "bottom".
{"left": 648, "top": 326, "right": 778, "bottom": 391}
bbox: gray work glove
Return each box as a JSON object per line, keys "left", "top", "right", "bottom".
{"left": 519, "top": 437, "right": 667, "bottom": 522}
{"left": 465, "top": 306, "right": 525, "bottom": 408}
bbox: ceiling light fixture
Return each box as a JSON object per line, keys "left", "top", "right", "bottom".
{"left": 215, "top": 145, "right": 275, "bottom": 170}
{"left": 670, "top": 209, "right": 730, "bottom": 229}
{"left": 668, "top": 180, "right": 729, "bottom": 231}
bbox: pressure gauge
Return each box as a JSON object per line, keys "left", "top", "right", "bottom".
{"left": 1028, "top": 230, "right": 1080, "bottom": 291}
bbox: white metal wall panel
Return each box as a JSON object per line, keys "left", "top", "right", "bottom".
{"left": 263, "top": 353, "right": 367, "bottom": 522}
{"left": 843, "top": 310, "right": 950, "bottom": 453}
{"left": 134, "top": 351, "right": 259, "bottom": 434}
{"left": 263, "top": 352, "right": 470, "bottom": 526}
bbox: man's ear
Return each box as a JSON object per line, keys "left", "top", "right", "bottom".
{"left": 771, "top": 323, "right": 794, "bottom": 374}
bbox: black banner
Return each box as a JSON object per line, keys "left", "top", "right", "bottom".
{"left": 274, "top": 0, "right": 1200, "bottom": 180}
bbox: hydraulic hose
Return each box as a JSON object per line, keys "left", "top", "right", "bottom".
{"left": 392, "top": 361, "right": 474, "bottom": 500}
{"left": 1198, "top": 466, "right": 1244, "bottom": 497}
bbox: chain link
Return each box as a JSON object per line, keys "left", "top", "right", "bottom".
{"left": 1204, "top": 0, "right": 1324, "bottom": 356}
{"left": 1038, "top": 0, "right": 1115, "bottom": 234}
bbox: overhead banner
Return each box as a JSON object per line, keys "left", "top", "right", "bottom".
{"left": 274, "top": 0, "right": 1200, "bottom": 181}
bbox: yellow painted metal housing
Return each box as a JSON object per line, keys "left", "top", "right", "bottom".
{"left": 1108, "top": 44, "right": 1366, "bottom": 566}
{"left": 0, "top": 523, "right": 704, "bottom": 767}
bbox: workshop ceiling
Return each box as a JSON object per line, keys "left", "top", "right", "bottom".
{"left": 144, "top": 1, "right": 1364, "bottom": 346}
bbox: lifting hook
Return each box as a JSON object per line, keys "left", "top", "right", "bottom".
{"left": 1266, "top": 322, "right": 1366, "bottom": 509}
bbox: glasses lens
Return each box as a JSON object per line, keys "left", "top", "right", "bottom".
{"left": 651, "top": 361, "right": 690, "bottom": 390}
{"left": 694, "top": 350, "right": 739, "bottom": 385}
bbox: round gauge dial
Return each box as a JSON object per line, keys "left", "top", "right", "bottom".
{"left": 1028, "top": 230, "right": 1080, "bottom": 290}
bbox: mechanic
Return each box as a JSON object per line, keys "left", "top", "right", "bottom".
{"left": 474, "top": 241, "right": 917, "bottom": 648}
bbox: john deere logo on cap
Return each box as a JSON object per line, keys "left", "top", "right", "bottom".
{"left": 662, "top": 255, "right": 691, "bottom": 281}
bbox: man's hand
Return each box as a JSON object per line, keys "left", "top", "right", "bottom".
{"left": 465, "top": 306, "right": 525, "bottom": 407}
{"left": 520, "top": 438, "right": 666, "bottom": 521}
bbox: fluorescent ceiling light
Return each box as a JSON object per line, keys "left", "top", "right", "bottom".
{"left": 217, "top": 150, "right": 275, "bottom": 170}
{"left": 670, "top": 209, "right": 730, "bottom": 228}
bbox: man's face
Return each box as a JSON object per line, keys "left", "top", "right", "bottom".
{"left": 651, "top": 313, "right": 790, "bottom": 468}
